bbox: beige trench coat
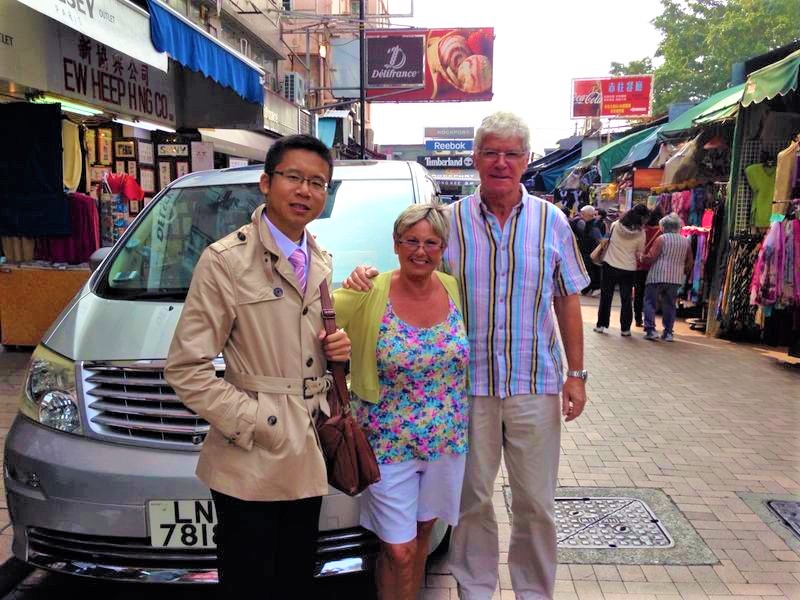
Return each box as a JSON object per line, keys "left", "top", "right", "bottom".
{"left": 165, "top": 205, "right": 331, "bottom": 501}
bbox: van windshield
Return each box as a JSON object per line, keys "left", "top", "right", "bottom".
{"left": 97, "top": 178, "right": 414, "bottom": 300}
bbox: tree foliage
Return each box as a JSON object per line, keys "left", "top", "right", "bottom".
{"left": 612, "top": 0, "right": 800, "bottom": 114}
{"left": 610, "top": 58, "right": 654, "bottom": 78}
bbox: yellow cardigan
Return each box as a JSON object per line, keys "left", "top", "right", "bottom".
{"left": 332, "top": 270, "right": 463, "bottom": 403}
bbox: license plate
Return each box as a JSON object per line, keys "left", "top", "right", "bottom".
{"left": 148, "top": 500, "right": 218, "bottom": 548}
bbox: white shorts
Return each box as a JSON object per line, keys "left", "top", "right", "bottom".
{"left": 360, "top": 453, "right": 467, "bottom": 544}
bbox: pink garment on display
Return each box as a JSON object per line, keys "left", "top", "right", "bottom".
{"left": 701, "top": 209, "right": 714, "bottom": 229}
{"left": 36, "top": 193, "right": 100, "bottom": 264}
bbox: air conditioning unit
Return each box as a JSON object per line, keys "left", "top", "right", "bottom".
{"left": 283, "top": 72, "right": 306, "bottom": 106}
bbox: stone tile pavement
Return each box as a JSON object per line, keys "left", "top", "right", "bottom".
{"left": 0, "top": 297, "right": 797, "bottom": 599}
{"left": 420, "top": 299, "right": 800, "bottom": 599}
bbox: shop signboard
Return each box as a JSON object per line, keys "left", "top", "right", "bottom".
{"left": 632, "top": 167, "right": 663, "bottom": 190}
{"left": 571, "top": 75, "right": 653, "bottom": 118}
{"left": 366, "top": 33, "right": 425, "bottom": 88}
{"left": 264, "top": 90, "right": 299, "bottom": 137}
{"left": 417, "top": 155, "right": 475, "bottom": 169}
{"left": 15, "top": 0, "right": 167, "bottom": 71}
{"left": 367, "top": 28, "right": 494, "bottom": 103}
{"left": 425, "top": 139, "right": 473, "bottom": 152}
{"left": 424, "top": 127, "right": 474, "bottom": 139}
{"left": 52, "top": 27, "right": 176, "bottom": 127}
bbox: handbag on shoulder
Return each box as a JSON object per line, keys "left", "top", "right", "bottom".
{"left": 316, "top": 280, "right": 381, "bottom": 496}
{"left": 590, "top": 222, "right": 616, "bottom": 266}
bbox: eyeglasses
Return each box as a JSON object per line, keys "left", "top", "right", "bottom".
{"left": 397, "top": 238, "right": 444, "bottom": 252}
{"left": 272, "top": 170, "right": 329, "bottom": 192}
{"left": 478, "top": 149, "right": 527, "bottom": 162}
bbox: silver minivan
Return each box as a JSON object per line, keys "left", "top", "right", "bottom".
{"left": 4, "top": 160, "right": 444, "bottom": 583}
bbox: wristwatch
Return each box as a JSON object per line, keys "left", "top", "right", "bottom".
{"left": 566, "top": 369, "right": 589, "bottom": 381}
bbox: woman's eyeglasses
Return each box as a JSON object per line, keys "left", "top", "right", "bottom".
{"left": 397, "top": 238, "right": 444, "bottom": 252}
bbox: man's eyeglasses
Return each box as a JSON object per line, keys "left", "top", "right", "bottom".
{"left": 273, "top": 170, "right": 329, "bottom": 193}
{"left": 478, "top": 149, "right": 527, "bottom": 162}
{"left": 397, "top": 238, "right": 444, "bottom": 252}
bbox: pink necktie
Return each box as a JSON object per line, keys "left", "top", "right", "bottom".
{"left": 288, "top": 248, "right": 307, "bottom": 294}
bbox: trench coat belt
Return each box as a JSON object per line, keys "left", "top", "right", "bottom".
{"left": 224, "top": 370, "right": 332, "bottom": 418}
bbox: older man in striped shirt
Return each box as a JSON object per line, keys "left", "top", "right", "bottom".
{"left": 346, "top": 112, "right": 589, "bottom": 599}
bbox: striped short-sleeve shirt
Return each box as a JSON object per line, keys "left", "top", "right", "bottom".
{"left": 443, "top": 186, "right": 590, "bottom": 398}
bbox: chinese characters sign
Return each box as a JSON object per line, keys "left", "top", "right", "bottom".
{"left": 571, "top": 76, "right": 653, "bottom": 118}
{"left": 366, "top": 28, "right": 494, "bottom": 103}
{"left": 53, "top": 28, "right": 176, "bottom": 127}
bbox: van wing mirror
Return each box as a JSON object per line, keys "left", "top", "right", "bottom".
{"left": 89, "top": 247, "right": 113, "bottom": 272}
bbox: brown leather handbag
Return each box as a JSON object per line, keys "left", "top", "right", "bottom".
{"left": 316, "top": 280, "right": 381, "bottom": 496}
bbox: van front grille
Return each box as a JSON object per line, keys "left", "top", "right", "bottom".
{"left": 82, "top": 361, "right": 221, "bottom": 450}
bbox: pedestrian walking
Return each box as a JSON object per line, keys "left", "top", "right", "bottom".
{"left": 639, "top": 212, "right": 694, "bottom": 342}
{"left": 572, "top": 204, "right": 603, "bottom": 296}
{"left": 332, "top": 204, "right": 470, "bottom": 600}
{"left": 165, "top": 135, "right": 352, "bottom": 598}
{"left": 594, "top": 203, "right": 648, "bottom": 336}
{"left": 633, "top": 208, "right": 663, "bottom": 327}
{"left": 344, "top": 111, "right": 590, "bottom": 599}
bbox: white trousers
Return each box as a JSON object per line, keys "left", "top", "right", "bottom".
{"left": 448, "top": 394, "right": 561, "bottom": 600}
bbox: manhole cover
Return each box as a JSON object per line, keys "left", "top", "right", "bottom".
{"left": 768, "top": 500, "right": 800, "bottom": 539}
{"left": 555, "top": 497, "right": 673, "bottom": 549}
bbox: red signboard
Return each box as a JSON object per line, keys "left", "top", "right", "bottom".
{"left": 366, "top": 28, "right": 494, "bottom": 103}
{"left": 571, "top": 76, "right": 653, "bottom": 118}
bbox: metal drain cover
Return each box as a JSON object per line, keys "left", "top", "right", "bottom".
{"left": 768, "top": 500, "right": 800, "bottom": 539}
{"left": 555, "top": 497, "right": 673, "bottom": 549}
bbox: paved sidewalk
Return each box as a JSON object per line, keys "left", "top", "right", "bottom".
{"left": 421, "top": 299, "right": 800, "bottom": 599}
{"left": 1, "top": 298, "right": 798, "bottom": 599}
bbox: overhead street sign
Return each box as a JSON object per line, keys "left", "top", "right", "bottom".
{"left": 425, "top": 139, "right": 473, "bottom": 152}
{"left": 424, "top": 127, "right": 474, "bottom": 139}
{"left": 417, "top": 155, "right": 475, "bottom": 169}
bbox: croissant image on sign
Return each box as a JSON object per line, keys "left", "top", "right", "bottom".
{"left": 366, "top": 27, "right": 494, "bottom": 103}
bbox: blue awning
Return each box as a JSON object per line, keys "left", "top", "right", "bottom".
{"left": 318, "top": 118, "right": 337, "bottom": 148}
{"left": 147, "top": 0, "right": 263, "bottom": 104}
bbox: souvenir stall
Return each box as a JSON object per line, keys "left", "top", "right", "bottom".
{"left": 711, "top": 48, "right": 800, "bottom": 357}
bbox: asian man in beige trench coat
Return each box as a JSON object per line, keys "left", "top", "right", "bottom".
{"left": 165, "top": 135, "right": 351, "bottom": 598}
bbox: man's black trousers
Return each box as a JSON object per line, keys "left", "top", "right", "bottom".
{"left": 211, "top": 489, "right": 322, "bottom": 599}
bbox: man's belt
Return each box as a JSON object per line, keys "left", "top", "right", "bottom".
{"left": 225, "top": 371, "right": 331, "bottom": 399}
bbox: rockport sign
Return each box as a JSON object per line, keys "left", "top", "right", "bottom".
{"left": 417, "top": 155, "right": 475, "bottom": 169}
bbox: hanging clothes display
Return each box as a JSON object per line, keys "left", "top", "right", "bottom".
{"left": 773, "top": 137, "right": 799, "bottom": 204}
{"left": 35, "top": 193, "right": 100, "bottom": 264}
{"left": 750, "top": 207, "right": 800, "bottom": 313}
{"left": 62, "top": 119, "right": 82, "bottom": 192}
{"left": 717, "top": 236, "right": 763, "bottom": 340}
{"left": 745, "top": 162, "right": 777, "bottom": 228}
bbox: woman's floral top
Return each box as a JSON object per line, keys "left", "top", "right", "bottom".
{"left": 354, "top": 298, "right": 470, "bottom": 464}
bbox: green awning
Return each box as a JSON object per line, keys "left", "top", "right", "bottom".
{"left": 742, "top": 48, "right": 800, "bottom": 107}
{"left": 659, "top": 83, "right": 746, "bottom": 139}
{"left": 578, "top": 127, "right": 657, "bottom": 182}
{"left": 692, "top": 84, "right": 745, "bottom": 125}
{"left": 613, "top": 126, "right": 662, "bottom": 171}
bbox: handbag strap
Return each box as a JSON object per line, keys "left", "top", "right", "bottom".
{"left": 319, "top": 279, "right": 350, "bottom": 418}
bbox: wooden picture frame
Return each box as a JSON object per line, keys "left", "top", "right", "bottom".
{"left": 114, "top": 140, "right": 136, "bottom": 159}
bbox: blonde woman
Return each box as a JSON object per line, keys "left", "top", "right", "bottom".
{"left": 334, "top": 204, "right": 469, "bottom": 600}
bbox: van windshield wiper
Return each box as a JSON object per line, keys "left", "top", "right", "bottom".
{"left": 120, "top": 290, "right": 187, "bottom": 301}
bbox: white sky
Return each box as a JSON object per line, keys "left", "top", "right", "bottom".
{"left": 371, "top": 0, "right": 664, "bottom": 154}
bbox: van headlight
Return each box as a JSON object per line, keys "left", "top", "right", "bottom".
{"left": 22, "top": 345, "right": 82, "bottom": 434}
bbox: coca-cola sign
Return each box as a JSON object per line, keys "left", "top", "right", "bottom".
{"left": 571, "top": 76, "right": 653, "bottom": 118}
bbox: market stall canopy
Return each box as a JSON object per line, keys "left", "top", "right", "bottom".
{"left": 198, "top": 129, "right": 274, "bottom": 162}
{"left": 523, "top": 143, "right": 583, "bottom": 192}
{"left": 742, "top": 48, "right": 800, "bottom": 107}
{"left": 659, "top": 84, "right": 745, "bottom": 140}
{"left": 578, "top": 127, "right": 656, "bottom": 182}
{"left": 147, "top": 0, "right": 264, "bottom": 104}
{"left": 613, "top": 126, "right": 663, "bottom": 171}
